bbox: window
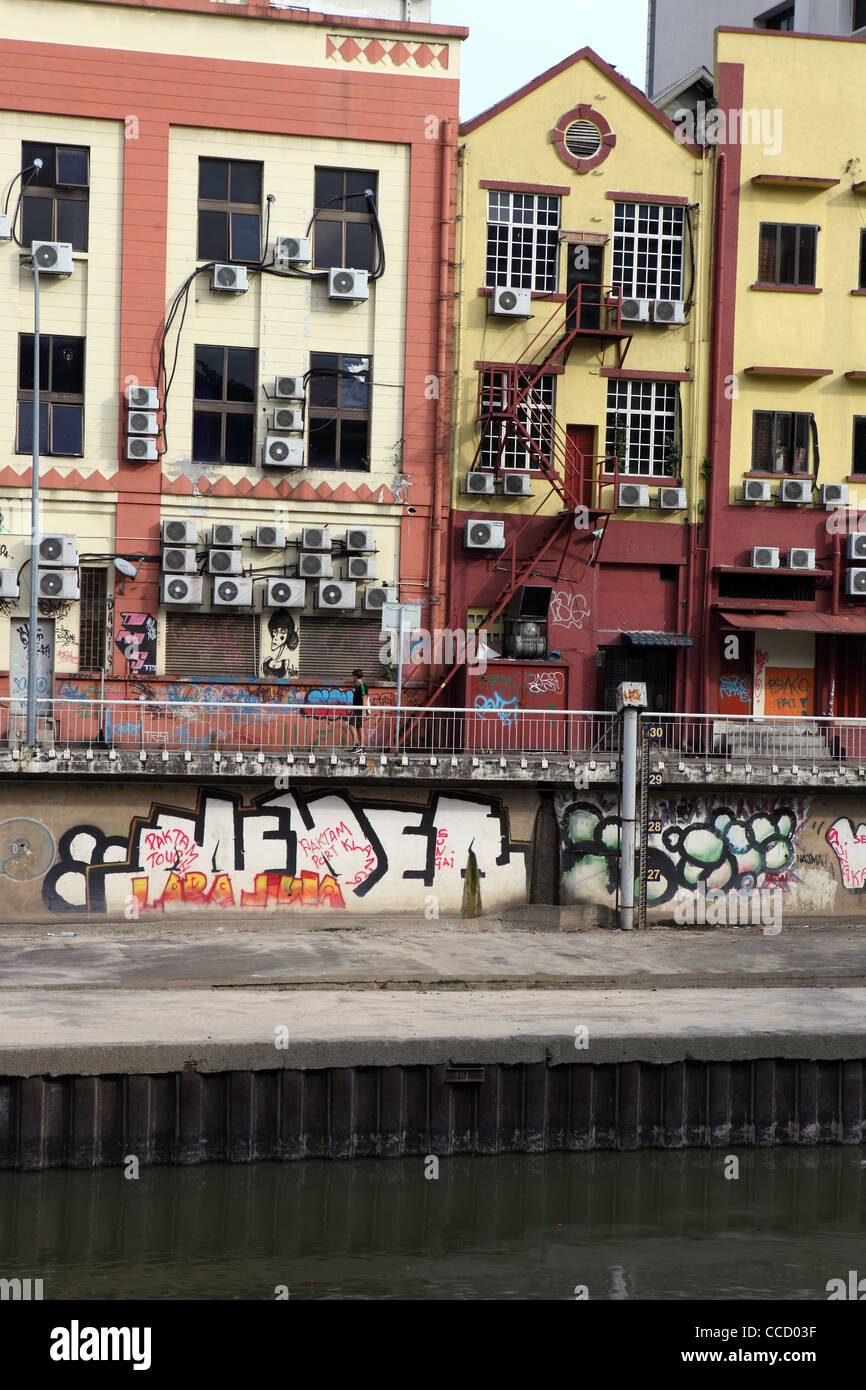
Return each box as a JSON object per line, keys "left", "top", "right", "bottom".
{"left": 760, "top": 4, "right": 795, "bottom": 30}
{"left": 484, "top": 191, "right": 561, "bottom": 292}
{"left": 312, "top": 168, "right": 378, "bottom": 272}
{"left": 78, "top": 568, "right": 107, "bottom": 670}
{"left": 859, "top": 229, "right": 866, "bottom": 290}
{"left": 17, "top": 334, "right": 84, "bottom": 456}
{"left": 757, "top": 223, "right": 817, "bottom": 286}
{"left": 612, "top": 201, "right": 685, "bottom": 300}
{"left": 479, "top": 371, "right": 555, "bottom": 470}
{"left": 605, "top": 379, "right": 679, "bottom": 475}
{"left": 165, "top": 613, "right": 259, "bottom": 678}
{"left": 751, "top": 411, "right": 812, "bottom": 473}
{"left": 307, "top": 352, "right": 371, "bottom": 469}
{"left": 854, "top": 0, "right": 866, "bottom": 31}
{"left": 21, "top": 141, "right": 89, "bottom": 251}
{"left": 853, "top": 417, "right": 866, "bottom": 474}
{"left": 197, "top": 158, "right": 262, "bottom": 263}
{"left": 192, "top": 345, "right": 257, "bottom": 466}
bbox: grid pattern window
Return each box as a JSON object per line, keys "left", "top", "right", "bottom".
{"left": 17, "top": 334, "right": 84, "bottom": 456}
{"left": 78, "top": 568, "right": 107, "bottom": 670}
{"left": 197, "top": 158, "right": 262, "bottom": 263}
{"left": 21, "top": 141, "right": 89, "bottom": 251}
{"left": 192, "top": 345, "right": 257, "bottom": 466}
{"left": 853, "top": 417, "right": 866, "bottom": 474}
{"left": 751, "top": 411, "right": 812, "bottom": 473}
{"left": 479, "top": 371, "right": 555, "bottom": 470}
{"left": 307, "top": 353, "right": 370, "bottom": 470}
{"left": 859, "top": 228, "right": 866, "bottom": 290}
{"left": 484, "top": 192, "right": 561, "bottom": 292}
{"left": 612, "top": 202, "right": 685, "bottom": 299}
{"left": 758, "top": 223, "right": 817, "bottom": 286}
{"left": 605, "top": 379, "right": 679, "bottom": 476}
{"left": 313, "top": 168, "right": 378, "bottom": 272}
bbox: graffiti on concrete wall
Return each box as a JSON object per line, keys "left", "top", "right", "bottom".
{"left": 826, "top": 817, "right": 866, "bottom": 892}
{"left": 549, "top": 591, "right": 590, "bottom": 631}
{"left": 41, "top": 788, "right": 529, "bottom": 915}
{"left": 116, "top": 613, "right": 157, "bottom": 675}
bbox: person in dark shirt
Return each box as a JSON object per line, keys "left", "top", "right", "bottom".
{"left": 349, "top": 668, "right": 369, "bottom": 748}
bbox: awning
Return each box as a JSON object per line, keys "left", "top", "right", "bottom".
{"left": 624, "top": 631, "right": 693, "bottom": 647}
{"left": 720, "top": 611, "right": 866, "bottom": 635}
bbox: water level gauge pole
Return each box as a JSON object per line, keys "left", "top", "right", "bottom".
{"left": 25, "top": 254, "right": 41, "bottom": 748}
{"left": 616, "top": 681, "right": 647, "bottom": 931}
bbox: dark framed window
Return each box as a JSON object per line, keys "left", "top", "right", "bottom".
{"left": 17, "top": 333, "right": 84, "bottom": 456}
{"left": 759, "top": 3, "right": 795, "bottom": 29}
{"left": 307, "top": 352, "right": 370, "bottom": 470}
{"left": 751, "top": 411, "right": 812, "bottom": 473}
{"left": 192, "top": 345, "right": 257, "bottom": 466}
{"left": 758, "top": 222, "right": 817, "bottom": 286}
{"left": 197, "top": 158, "right": 262, "bottom": 263}
{"left": 854, "top": 0, "right": 866, "bottom": 31}
{"left": 853, "top": 417, "right": 866, "bottom": 474}
{"left": 312, "top": 168, "right": 378, "bottom": 272}
{"left": 859, "top": 228, "right": 866, "bottom": 290}
{"left": 21, "top": 141, "right": 89, "bottom": 252}
{"left": 78, "top": 568, "right": 107, "bottom": 670}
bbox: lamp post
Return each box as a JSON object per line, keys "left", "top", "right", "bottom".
{"left": 25, "top": 253, "right": 41, "bottom": 747}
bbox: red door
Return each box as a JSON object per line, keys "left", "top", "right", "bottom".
{"left": 565, "top": 425, "right": 595, "bottom": 509}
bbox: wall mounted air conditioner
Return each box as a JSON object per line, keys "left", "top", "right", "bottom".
{"left": 208, "top": 549, "right": 242, "bottom": 575}
{"left": 272, "top": 407, "right": 303, "bottom": 432}
{"left": 618, "top": 482, "right": 649, "bottom": 509}
{"left": 620, "top": 297, "right": 650, "bottom": 323}
{"left": 501, "top": 473, "right": 533, "bottom": 496}
{"left": 162, "top": 547, "right": 197, "bottom": 573}
{"left": 275, "top": 375, "right": 305, "bottom": 400}
{"left": 778, "top": 478, "right": 813, "bottom": 504}
{"left": 37, "top": 568, "right": 79, "bottom": 600}
{"left": 162, "top": 518, "right": 196, "bottom": 546}
{"left": 213, "top": 577, "right": 253, "bottom": 607}
{"left": 743, "top": 479, "right": 772, "bottom": 503}
{"left": 751, "top": 546, "right": 780, "bottom": 569}
{"left": 275, "top": 235, "right": 310, "bottom": 266}
{"left": 465, "top": 471, "right": 495, "bottom": 495}
{"left": 127, "top": 385, "right": 159, "bottom": 410}
{"left": 317, "top": 580, "right": 356, "bottom": 609}
{"left": 657, "top": 487, "right": 686, "bottom": 509}
{"left": 364, "top": 586, "right": 396, "bottom": 611}
{"left": 328, "top": 267, "right": 369, "bottom": 301}
{"left": 846, "top": 568, "right": 866, "bottom": 595}
{"left": 490, "top": 286, "right": 531, "bottom": 318}
{"left": 652, "top": 299, "right": 685, "bottom": 325}
{"left": 464, "top": 519, "right": 506, "bottom": 550}
{"left": 255, "top": 525, "right": 286, "bottom": 550}
{"left": 127, "top": 437, "right": 158, "bottom": 462}
{"left": 263, "top": 437, "right": 303, "bottom": 468}
{"left": 211, "top": 523, "right": 241, "bottom": 548}
{"left": 847, "top": 533, "right": 866, "bottom": 561}
{"left": 31, "top": 241, "right": 73, "bottom": 274}
{"left": 301, "top": 526, "right": 331, "bottom": 551}
{"left": 787, "top": 547, "right": 816, "bottom": 570}
{"left": 822, "top": 483, "right": 848, "bottom": 507}
{"left": 38, "top": 534, "right": 77, "bottom": 566}
{"left": 347, "top": 556, "right": 376, "bottom": 581}
{"left": 0, "top": 569, "right": 20, "bottom": 599}
{"left": 298, "top": 553, "right": 333, "bottom": 578}
{"left": 265, "top": 578, "right": 305, "bottom": 608}
{"left": 163, "top": 575, "right": 203, "bottom": 605}
{"left": 345, "top": 527, "right": 375, "bottom": 553}
{"left": 212, "top": 264, "right": 248, "bottom": 292}
{"left": 127, "top": 410, "right": 158, "bottom": 435}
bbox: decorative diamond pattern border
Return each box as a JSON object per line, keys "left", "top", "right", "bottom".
{"left": 326, "top": 33, "right": 449, "bottom": 70}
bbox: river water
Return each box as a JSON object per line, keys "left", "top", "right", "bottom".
{"left": 1, "top": 1149, "right": 864, "bottom": 1300}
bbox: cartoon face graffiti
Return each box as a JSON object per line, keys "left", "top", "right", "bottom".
{"left": 262, "top": 608, "right": 298, "bottom": 679}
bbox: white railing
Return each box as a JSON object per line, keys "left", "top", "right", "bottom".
{"left": 643, "top": 712, "right": 866, "bottom": 768}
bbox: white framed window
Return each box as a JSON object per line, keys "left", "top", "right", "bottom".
{"left": 606, "top": 379, "right": 679, "bottom": 476}
{"left": 612, "top": 201, "right": 685, "bottom": 300}
{"left": 484, "top": 192, "right": 561, "bottom": 293}
{"left": 479, "top": 370, "right": 555, "bottom": 469}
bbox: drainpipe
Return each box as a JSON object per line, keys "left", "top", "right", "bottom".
{"left": 832, "top": 531, "right": 841, "bottom": 616}
{"left": 429, "top": 116, "right": 455, "bottom": 622}
{"left": 701, "top": 150, "right": 727, "bottom": 713}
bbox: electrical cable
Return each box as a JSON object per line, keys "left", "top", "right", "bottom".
{"left": 684, "top": 203, "right": 697, "bottom": 313}
{"left": 366, "top": 190, "right": 386, "bottom": 280}
{"left": 7, "top": 162, "right": 43, "bottom": 248}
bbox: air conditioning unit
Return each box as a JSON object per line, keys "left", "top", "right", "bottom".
{"left": 822, "top": 483, "right": 848, "bottom": 507}
{"left": 317, "top": 580, "right": 356, "bottom": 609}
{"left": 846, "top": 568, "right": 866, "bottom": 596}
{"left": 618, "top": 483, "right": 649, "bottom": 509}
{"left": 464, "top": 519, "right": 506, "bottom": 550}
{"left": 301, "top": 527, "right": 331, "bottom": 551}
{"left": 345, "top": 527, "right": 375, "bottom": 553}
{"left": 751, "top": 546, "right": 780, "bottom": 569}
{"left": 163, "top": 574, "right": 203, "bottom": 605}
{"left": 127, "top": 437, "right": 158, "bottom": 462}
{"left": 127, "top": 410, "right": 158, "bottom": 435}
{"left": 347, "top": 556, "right": 376, "bottom": 581}
{"left": 657, "top": 487, "right": 686, "bottom": 510}
{"left": 490, "top": 286, "right": 531, "bottom": 318}
{"left": 213, "top": 577, "right": 253, "bottom": 607}
{"left": 272, "top": 407, "right": 303, "bottom": 432}
{"left": 37, "top": 568, "right": 79, "bottom": 600}
{"left": 265, "top": 578, "right": 305, "bottom": 608}
{"left": 210, "top": 523, "right": 240, "bottom": 548}
{"left": 298, "top": 553, "right": 333, "bottom": 579}
{"left": 779, "top": 478, "right": 813, "bottom": 504}
{"left": 465, "top": 471, "right": 495, "bottom": 496}
{"left": 501, "top": 473, "right": 533, "bottom": 496}
{"left": 847, "top": 534, "right": 866, "bottom": 561}
{"left": 620, "top": 297, "right": 651, "bottom": 323}
{"left": 275, "top": 235, "right": 311, "bottom": 266}
{"left": 162, "top": 518, "right": 196, "bottom": 546}
{"left": 652, "top": 299, "right": 685, "bottom": 325}
{"left": 328, "top": 267, "right": 369, "bottom": 301}
{"left": 275, "top": 376, "right": 304, "bottom": 400}
{"left": 743, "top": 479, "right": 772, "bottom": 503}
{"left": 255, "top": 525, "right": 286, "bottom": 550}
{"left": 212, "top": 264, "right": 248, "bottom": 292}
{"left": 127, "top": 385, "right": 159, "bottom": 410}
{"left": 31, "top": 241, "right": 73, "bottom": 274}
{"left": 263, "top": 437, "right": 303, "bottom": 468}
{"left": 788, "top": 547, "right": 816, "bottom": 570}
{"left": 0, "top": 569, "right": 20, "bottom": 598}
{"left": 364, "top": 586, "right": 396, "bottom": 611}
{"left": 38, "top": 534, "right": 77, "bottom": 566}
{"left": 162, "top": 547, "right": 197, "bottom": 573}
{"left": 208, "top": 549, "right": 242, "bottom": 575}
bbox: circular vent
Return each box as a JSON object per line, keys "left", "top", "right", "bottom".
{"left": 621, "top": 487, "right": 640, "bottom": 505}
{"left": 165, "top": 521, "right": 187, "bottom": 543}
{"left": 469, "top": 523, "right": 492, "bottom": 546}
{"left": 164, "top": 549, "right": 186, "bottom": 571}
{"left": 282, "top": 239, "right": 300, "bottom": 259}
{"left": 276, "top": 378, "right": 297, "bottom": 398}
{"left": 129, "top": 412, "right": 150, "bottom": 433}
{"left": 217, "top": 580, "right": 239, "bottom": 603}
{"left": 305, "top": 531, "right": 323, "bottom": 549}
{"left": 300, "top": 555, "right": 321, "bottom": 575}
{"left": 654, "top": 300, "right": 676, "bottom": 322}
{"left": 754, "top": 549, "right": 772, "bottom": 566}
{"left": 332, "top": 270, "right": 354, "bottom": 296}
{"left": 211, "top": 551, "right": 232, "bottom": 572}
{"left": 320, "top": 584, "right": 342, "bottom": 605}
{"left": 167, "top": 578, "right": 189, "bottom": 601}
{"left": 622, "top": 299, "right": 641, "bottom": 318}
{"left": 366, "top": 589, "right": 385, "bottom": 609}
{"left": 349, "top": 559, "right": 366, "bottom": 578}
{"left": 130, "top": 387, "right": 149, "bottom": 408}
{"left": 498, "top": 289, "right": 518, "bottom": 311}
{"left": 268, "top": 439, "right": 290, "bottom": 463}
{"left": 520, "top": 621, "right": 541, "bottom": 639}
{"left": 34, "top": 243, "right": 59, "bottom": 269}
{"left": 41, "top": 572, "right": 62, "bottom": 596}
{"left": 40, "top": 537, "right": 62, "bottom": 562}
{"left": 259, "top": 528, "right": 277, "bottom": 548}
{"left": 564, "top": 119, "right": 602, "bottom": 158}
{"left": 347, "top": 531, "right": 367, "bottom": 550}
{"left": 854, "top": 572, "right": 866, "bottom": 591}
{"left": 214, "top": 527, "right": 233, "bottom": 546}
{"left": 854, "top": 537, "right": 866, "bottom": 557}
{"left": 791, "top": 550, "right": 808, "bottom": 567}
{"left": 270, "top": 582, "right": 291, "bottom": 605}
{"left": 129, "top": 438, "right": 150, "bottom": 458}
{"left": 216, "top": 266, "right": 236, "bottom": 287}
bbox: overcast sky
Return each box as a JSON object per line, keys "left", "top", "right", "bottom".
{"left": 431, "top": 0, "right": 650, "bottom": 120}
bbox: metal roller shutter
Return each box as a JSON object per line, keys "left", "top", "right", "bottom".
{"left": 299, "top": 618, "right": 385, "bottom": 682}
{"left": 165, "top": 614, "right": 259, "bottom": 679}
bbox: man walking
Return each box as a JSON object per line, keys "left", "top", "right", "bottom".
{"left": 349, "top": 668, "right": 369, "bottom": 748}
